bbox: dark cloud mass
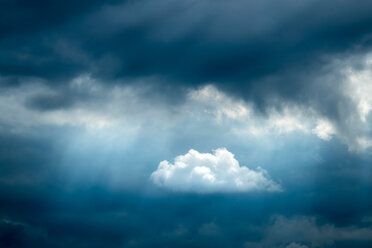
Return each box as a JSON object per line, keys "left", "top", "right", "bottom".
{"left": 1, "top": 0, "right": 372, "bottom": 247}
{"left": 1, "top": 0, "right": 372, "bottom": 83}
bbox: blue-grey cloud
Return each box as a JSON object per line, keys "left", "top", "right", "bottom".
{"left": 1, "top": 1, "right": 372, "bottom": 247}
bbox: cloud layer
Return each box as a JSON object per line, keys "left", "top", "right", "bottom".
{"left": 151, "top": 148, "right": 281, "bottom": 193}
{"left": 1, "top": 1, "right": 372, "bottom": 247}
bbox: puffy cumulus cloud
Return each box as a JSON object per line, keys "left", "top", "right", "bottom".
{"left": 150, "top": 148, "right": 281, "bottom": 193}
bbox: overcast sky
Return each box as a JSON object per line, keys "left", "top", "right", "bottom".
{"left": 1, "top": 0, "right": 372, "bottom": 247}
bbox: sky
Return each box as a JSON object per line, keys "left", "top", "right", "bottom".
{"left": 1, "top": 0, "right": 372, "bottom": 247}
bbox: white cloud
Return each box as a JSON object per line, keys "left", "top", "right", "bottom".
{"left": 150, "top": 148, "right": 281, "bottom": 193}
{"left": 312, "top": 119, "right": 336, "bottom": 141}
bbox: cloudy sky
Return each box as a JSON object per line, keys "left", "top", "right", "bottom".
{"left": 1, "top": 0, "right": 372, "bottom": 247}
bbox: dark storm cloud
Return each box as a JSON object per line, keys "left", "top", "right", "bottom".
{"left": 83, "top": 0, "right": 372, "bottom": 84}
{"left": 1, "top": 0, "right": 372, "bottom": 86}
{"left": 0, "top": 0, "right": 120, "bottom": 81}
{"left": 1, "top": 1, "right": 372, "bottom": 247}
{"left": 0, "top": 0, "right": 371, "bottom": 133}
{"left": 0, "top": 0, "right": 112, "bottom": 36}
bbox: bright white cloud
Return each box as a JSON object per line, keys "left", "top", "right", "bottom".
{"left": 150, "top": 148, "right": 281, "bottom": 193}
